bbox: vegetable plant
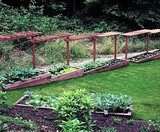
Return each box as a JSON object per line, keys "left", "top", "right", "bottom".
{"left": 48, "top": 64, "right": 77, "bottom": 77}
{"left": 0, "top": 67, "right": 42, "bottom": 89}
{"left": 113, "top": 117, "right": 121, "bottom": 124}
{"left": 80, "top": 59, "right": 125, "bottom": 72}
{"left": 92, "top": 93, "right": 133, "bottom": 115}
{"left": 80, "top": 60, "right": 107, "bottom": 72}
{"left": 129, "top": 53, "right": 157, "bottom": 61}
{"left": 53, "top": 89, "right": 94, "bottom": 130}
{"left": 58, "top": 118, "right": 87, "bottom": 132}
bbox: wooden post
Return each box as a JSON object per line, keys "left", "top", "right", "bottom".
{"left": 114, "top": 35, "right": 117, "bottom": 59}
{"left": 93, "top": 38, "right": 96, "bottom": 61}
{"left": 66, "top": 40, "right": 70, "bottom": 66}
{"left": 31, "top": 42, "right": 36, "bottom": 68}
{"left": 146, "top": 34, "right": 150, "bottom": 53}
{"left": 125, "top": 36, "right": 129, "bottom": 59}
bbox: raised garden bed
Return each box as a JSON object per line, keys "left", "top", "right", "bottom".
{"left": 0, "top": 67, "right": 51, "bottom": 91}
{"left": 128, "top": 52, "right": 160, "bottom": 63}
{"left": 14, "top": 92, "right": 133, "bottom": 117}
{"left": 152, "top": 49, "right": 160, "bottom": 59}
{"left": 47, "top": 64, "right": 84, "bottom": 82}
{"left": 81, "top": 59, "right": 129, "bottom": 75}
{"left": 92, "top": 93, "right": 133, "bottom": 117}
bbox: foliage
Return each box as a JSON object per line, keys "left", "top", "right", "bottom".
{"left": 25, "top": 95, "right": 58, "bottom": 108}
{"left": 148, "top": 119, "right": 160, "bottom": 132}
{"left": 128, "top": 53, "right": 157, "bottom": 61}
{"left": 0, "top": 115, "right": 37, "bottom": 130}
{"left": 0, "top": 67, "right": 42, "bottom": 88}
{"left": 107, "top": 59, "right": 124, "bottom": 66}
{"left": 127, "top": 119, "right": 135, "bottom": 125}
{"left": 0, "top": 91, "right": 7, "bottom": 113}
{"left": 58, "top": 118, "right": 88, "bottom": 132}
{"left": 53, "top": 89, "right": 94, "bottom": 130}
{"left": 80, "top": 61, "right": 107, "bottom": 72}
{"left": 3, "top": 60, "right": 160, "bottom": 120}
{"left": 48, "top": 64, "right": 77, "bottom": 77}
{"left": 92, "top": 93, "right": 133, "bottom": 115}
{"left": 0, "top": 91, "right": 7, "bottom": 106}
{"left": 113, "top": 117, "right": 121, "bottom": 124}
{"left": 0, "top": 120, "right": 8, "bottom": 132}
{"left": 98, "top": 127, "right": 117, "bottom": 132}
{"left": 80, "top": 59, "right": 125, "bottom": 72}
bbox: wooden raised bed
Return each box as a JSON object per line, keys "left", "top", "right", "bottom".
{"left": 128, "top": 52, "right": 160, "bottom": 63}
{"left": 14, "top": 95, "right": 53, "bottom": 110}
{"left": 14, "top": 95, "right": 132, "bottom": 117}
{"left": 95, "top": 106, "right": 133, "bottom": 117}
{"left": 84, "top": 60, "right": 129, "bottom": 75}
{"left": 0, "top": 72, "right": 51, "bottom": 91}
{"left": 49, "top": 68, "right": 84, "bottom": 83}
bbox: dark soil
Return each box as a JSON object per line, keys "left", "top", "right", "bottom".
{"left": 0, "top": 106, "right": 152, "bottom": 132}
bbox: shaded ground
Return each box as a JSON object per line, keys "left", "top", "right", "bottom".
{"left": 1, "top": 106, "right": 151, "bottom": 132}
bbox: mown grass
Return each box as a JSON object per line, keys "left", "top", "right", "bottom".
{"left": 6, "top": 60, "right": 160, "bottom": 120}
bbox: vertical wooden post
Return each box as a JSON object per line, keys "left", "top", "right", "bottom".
{"left": 93, "top": 38, "right": 96, "bottom": 61}
{"left": 114, "top": 35, "right": 117, "bottom": 59}
{"left": 66, "top": 40, "right": 70, "bottom": 66}
{"left": 32, "top": 42, "right": 36, "bottom": 68}
{"left": 146, "top": 34, "right": 150, "bottom": 53}
{"left": 125, "top": 36, "right": 129, "bottom": 59}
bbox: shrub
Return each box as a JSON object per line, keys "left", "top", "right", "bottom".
{"left": 53, "top": 89, "right": 94, "bottom": 130}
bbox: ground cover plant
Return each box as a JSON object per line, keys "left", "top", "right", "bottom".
{"left": 48, "top": 64, "right": 77, "bottom": 77}
{"left": 0, "top": 67, "right": 42, "bottom": 89}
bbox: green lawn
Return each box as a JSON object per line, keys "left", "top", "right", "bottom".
{"left": 6, "top": 60, "right": 160, "bottom": 120}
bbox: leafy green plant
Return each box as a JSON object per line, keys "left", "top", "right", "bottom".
{"left": 25, "top": 95, "right": 58, "bottom": 108}
{"left": 113, "top": 117, "right": 121, "bottom": 124}
{"left": 148, "top": 119, "right": 160, "bottom": 132}
{"left": 0, "top": 120, "right": 8, "bottom": 132}
{"left": 48, "top": 64, "right": 77, "bottom": 77}
{"left": 80, "top": 61, "right": 107, "bottom": 72}
{"left": 98, "top": 127, "right": 117, "bottom": 132}
{"left": 0, "top": 91, "right": 7, "bottom": 111}
{"left": 127, "top": 119, "right": 135, "bottom": 125}
{"left": 129, "top": 53, "right": 157, "bottom": 61}
{"left": 0, "top": 67, "right": 42, "bottom": 88}
{"left": 92, "top": 93, "right": 133, "bottom": 115}
{"left": 58, "top": 118, "right": 87, "bottom": 132}
{"left": 0, "top": 115, "right": 37, "bottom": 130}
{"left": 53, "top": 89, "right": 94, "bottom": 130}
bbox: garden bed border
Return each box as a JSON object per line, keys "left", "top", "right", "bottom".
{"left": 84, "top": 60, "right": 129, "bottom": 75}
{"left": 14, "top": 95, "right": 132, "bottom": 117}
{"left": 128, "top": 52, "right": 160, "bottom": 63}
{"left": 0, "top": 72, "right": 51, "bottom": 91}
{"left": 49, "top": 67, "right": 84, "bottom": 82}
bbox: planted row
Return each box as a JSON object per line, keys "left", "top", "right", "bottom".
{"left": 128, "top": 52, "right": 157, "bottom": 61}
{"left": 48, "top": 64, "right": 77, "bottom": 77}
{"left": 15, "top": 90, "right": 133, "bottom": 131}
{"left": 21, "top": 90, "right": 133, "bottom": 115}
{"left": 0, "top": 67, "right": 42, "bottom": 88}
{"left": 92, "top": 93, "right": 133, "bottom": 115}
{"left": 80, "top": 59, "right": 125, "bottom": 72}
